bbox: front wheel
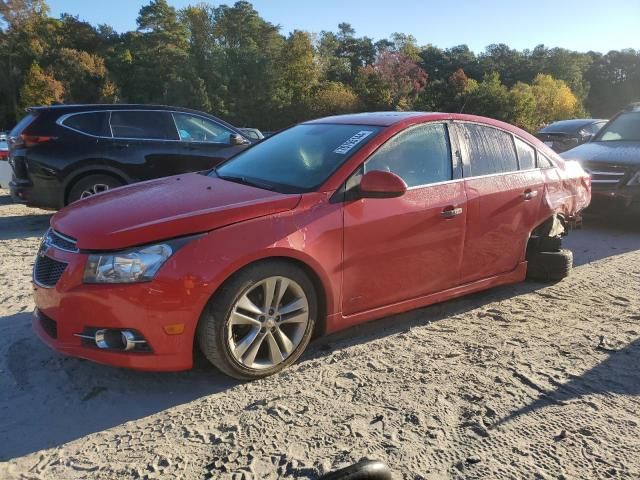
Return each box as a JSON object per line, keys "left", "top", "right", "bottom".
{"left": 197, "top": 261, "right": 317, "bottom": 380}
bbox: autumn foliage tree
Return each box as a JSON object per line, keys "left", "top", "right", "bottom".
{"left": 0, "top": 0, "right": 638, "bottom": 130}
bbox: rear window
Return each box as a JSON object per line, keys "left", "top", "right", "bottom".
{"left": 62, "top": 112, "right": 111, "bottom": 137}
{"left": 10, "top": 113, "right": 37, "bottom": 137}
{"left": 110, "top": 111, "right": 179, "bottom": 140}
{"left": 514, "top": 137, "right": 536, "bottom": 170}
{"left": 459, "top": 123, "right": 518, "bottom": 177}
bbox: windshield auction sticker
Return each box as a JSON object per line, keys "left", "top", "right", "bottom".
{"left": 334, "top": 131, "right": 374, "bottom": 154}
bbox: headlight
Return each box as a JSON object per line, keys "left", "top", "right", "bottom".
{"left": 84, "top": 243, "right": 174, "bottom": 284}
{"left": 627, "top": 170, "right": 640, "bottom": 186}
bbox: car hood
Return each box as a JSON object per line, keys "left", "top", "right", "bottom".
{"left": 561, "top": 141, "right": 640, "bottom": 167}
{"left": 52, "top": 173, "right": 301, "bottom": 250}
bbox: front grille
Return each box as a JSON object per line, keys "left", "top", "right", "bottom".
{"left": 34, "top": 255, "right": 68, "bottom": 288}
{"left": 37, "top": 310, "right": 58, "bottom": 338}
{"left": 582, "top": 163, "right": 630, "bottom": 186}
{"left": 45, "top": 229, "right": 78, "bottom": 252}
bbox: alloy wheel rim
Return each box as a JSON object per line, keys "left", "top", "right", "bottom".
{"left": 227, "top": 276, "right": 309, "bottom": 370}
{"left": 80, "top": 183, "right": 111, "bottom": 199}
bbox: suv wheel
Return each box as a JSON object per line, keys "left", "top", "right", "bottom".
{"left": 197, "top": 261, "right": 317, "bottom": 380}
{"left": 68, "top": 174, "right": 124, "bottom": 204}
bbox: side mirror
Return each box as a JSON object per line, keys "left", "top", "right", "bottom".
{"left": 230, "top": 133, "right": 248, "bottom": 146}
{"left": 359, "top": 170, "right": 407, "bottom": 199}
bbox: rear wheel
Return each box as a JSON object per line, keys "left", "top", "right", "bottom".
{"left": 197, "top": 261, "right": 317, "bottom": 380}
{"left": 67, "top": 174, "right": 124, "bottom": 204}
{"left": 527, "top": 248, "right": 573, "bottom": 282}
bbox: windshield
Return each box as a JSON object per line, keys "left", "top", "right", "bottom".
{"left": 214, "top": 123, "right": 382, "bottom": 193}
{"left": 594, "top": 112, "right": 640, "bottom": 142}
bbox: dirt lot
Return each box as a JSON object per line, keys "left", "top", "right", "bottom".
{"left": 0, "top": 187, "right": 639, "bottom": 480}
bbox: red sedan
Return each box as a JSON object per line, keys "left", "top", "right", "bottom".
{"left": 32, "top": 112, "right": 591, "bottom": 379}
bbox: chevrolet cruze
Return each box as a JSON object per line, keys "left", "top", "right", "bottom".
{"left": 32, "top": 112, "right": 591, "bottom": 380}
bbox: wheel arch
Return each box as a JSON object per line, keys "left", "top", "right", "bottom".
{"left": 200, "top": 252, "right": 332, "bottom": 339}
{"left": 62, "top": 166, "right": 132, "bottom": 206}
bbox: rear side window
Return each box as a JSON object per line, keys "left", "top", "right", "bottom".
{"left": 537, "top": 152, "right": 554, "bottom": 168}
{"left": 365, "top": 123, "right": 452, "bottom": 187}
{"left": 62, "top": 112, "right": 111, "bottom": 137}
{"left": 514, "top": 137, "right": 536, "bottom": 170}
{"left": 459, "top": 123, "right": 518, "bottom": 177}
{"left": 110, "top": 111, "right": 179, "bottom": 140}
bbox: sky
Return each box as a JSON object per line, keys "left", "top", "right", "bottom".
{"left": 47, "top": 0, "right": 639, "bottom": 53}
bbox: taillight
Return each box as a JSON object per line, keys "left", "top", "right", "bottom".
{"left": 0, "top": 151, "right": 8, "bottom": 161}
{"left": 20, "top": 134, "right": 55, "bottom": 148}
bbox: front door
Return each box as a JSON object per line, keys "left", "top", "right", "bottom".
{"left": 172, "top": 112, "right": 248, "bottom": 171}
{"left": 342, "top": 122, "right": 467, "bottom": 316}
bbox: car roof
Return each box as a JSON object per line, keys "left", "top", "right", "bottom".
{"left": 28, "top": 104, "right": 241, "bottom": 133}
{"left": 538, "top": 119, "right": 606, "bottom": 133}
{"left": 305, "top": 111, "right": 436, "bottom": 126}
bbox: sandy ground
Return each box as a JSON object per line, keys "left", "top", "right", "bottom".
{"left": 0, "top": 187, "right": 639, "bottom": 480}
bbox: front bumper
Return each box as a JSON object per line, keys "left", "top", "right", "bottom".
{"left": 32, "top": 243, "right": 208, "bottom": 371}
{"left": 590, "top": 184, "right": 640, "bottom": 212}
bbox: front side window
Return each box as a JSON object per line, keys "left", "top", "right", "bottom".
{"left": 459, "top": 123, "right": 518, "bottom": 177}
{"left": 110, "top": 111, "right": 178, "bottom": 140}
{"left": 595, "top": 112, "right": 640, "bottom": 142}
{"left": 514, "top": 137, "right": 536, "bottom": 170}
{"left": 63, "top": 112, "right": 111, "bottom": 137}
{"left": 215, "top": 123, "right": 382, "bottom": 193}
{"left": 173, "top": 113, "right": 234, "bottom": 143}
{"left": 365, "top": 123, "right": 452, "bottom": 187}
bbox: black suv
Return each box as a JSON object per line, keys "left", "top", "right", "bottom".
{"left": 562, "top": 103, "right": 640, "bottom": 213}
{"left": 8, "top": 104, "right": 250, "bottom": 209}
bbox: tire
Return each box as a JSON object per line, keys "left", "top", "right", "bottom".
{"left": 318, "top": 460, "right": 392, "bottom": 480}
{"left": 197, "top": 260, "right": 317, "bottom": 380}
{"left": 67, "top": 174, "right": 124, "bottom": 204}
{"left": 527, "top": 248, "right": 573, "bottom": 282}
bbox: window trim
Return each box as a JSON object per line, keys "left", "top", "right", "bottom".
{"left": 362, "top": 121, "right": 458, "bottom": 190}
{"left": 452, "top": 120, "right": 557, "bottom": 179}
{"left": 56, "top": 109, "right": 241, "bottom": 144}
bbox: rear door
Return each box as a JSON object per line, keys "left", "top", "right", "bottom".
{"left": 172, "top": 112, "right": 248, "bottom": 170}
{"left": 342, "top": 122, "right": 467, "bottom": 315}
{"left": 107, "top": 110, "right": 183, "bottom": 180}
{"left": 454, "top": 122, "right": 544, "bottom": 284}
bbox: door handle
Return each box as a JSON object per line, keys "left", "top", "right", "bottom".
{"left": 114, "top": 142, "right": 129, "bottom": 149}
{"left": 523, "top": 189, "right": 538, "bottom": 200}
{"left": 441, "top": 206, "right": 463, "bottom": 218}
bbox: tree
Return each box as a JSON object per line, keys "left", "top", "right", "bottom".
{"left": 356, "top": 51, "right": 427, "bottom": 110}
{"left": 530, "top": 73, "right": 580, "bottom": 124}
{"left": 19, "top": 62, "right": 63, "bottom": 112}
{"left": 306, "top": 81, "right": 359, "bottom": 118}
{"left": 462, "top": 72, "right": 511, "bottom": 120}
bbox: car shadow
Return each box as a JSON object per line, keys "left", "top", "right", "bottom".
{"left": 0, "top": 192, "right": 14, "bottom": 206}
{"left": 564, "top": 213, "right": 640, "bottom": 266}
{"left": 0, "top": 311, "right": 239, "bottom": 461}
{"left": 1, "top": 278, "right": 550, "bottom": 460}
{"left": 0, "top": 212, "right": 52, "bottom": 240}
{"left": 494, "top": 337, "right": 640, "bottom": 428}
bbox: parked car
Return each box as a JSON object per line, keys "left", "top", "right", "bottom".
{"left": 32, "top": 112, "right": 590, "bottom": 379}
{"left": 238, "top": 127, "right": 265, "bottom": 141}
{"left": 8, "top": 104, "right": 251, "bottom": 209}
{"left": 561, "top": 103, "right": 640, "bottom": 213}
{"left": 0, "top": 139, "right": 10, "bottom": 188}
{"left": 535, "top": 119, "right": 607, "bottom": 153}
